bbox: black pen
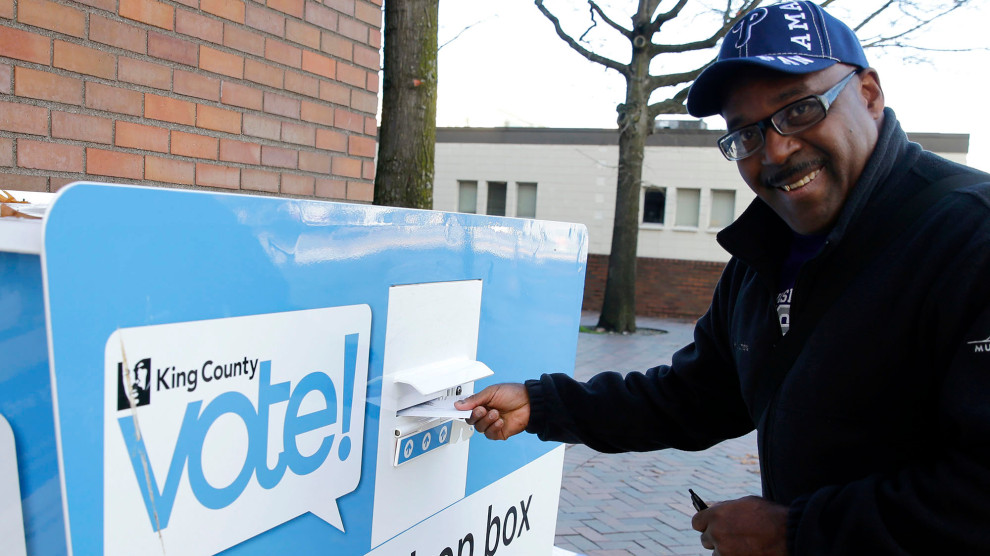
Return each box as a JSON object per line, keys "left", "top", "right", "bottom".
{"left": 689, "top": 488, "right": 708, "bottom": 511}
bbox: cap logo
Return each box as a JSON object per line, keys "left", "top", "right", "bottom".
{"left": 732, "top": 8, "right": 767, "bottom": 49}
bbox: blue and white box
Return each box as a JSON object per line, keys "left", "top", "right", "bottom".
{"left": 0, "top": 182, "right": 588, "bottom": 555}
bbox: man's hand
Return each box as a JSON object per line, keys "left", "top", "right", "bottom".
{"left": 691, "top": 495, "right": 788, "bottom": 556}
{"left": 454, "top": 383, "right": 530, "bottom": 441}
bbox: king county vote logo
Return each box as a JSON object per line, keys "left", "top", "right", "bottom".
{"left": 104, "top": 306, "right": 371, "bottom": 556}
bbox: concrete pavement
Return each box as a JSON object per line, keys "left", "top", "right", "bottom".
{"left": 553, "top": 314, "right": 761, "bottom": 556}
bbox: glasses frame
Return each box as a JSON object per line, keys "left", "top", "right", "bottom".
{"left": 717, "top": 69, "right": 861, "bottom": 161}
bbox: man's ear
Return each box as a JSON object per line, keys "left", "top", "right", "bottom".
{"left": 859, "top": 68, "right": 885, "bottom": 119}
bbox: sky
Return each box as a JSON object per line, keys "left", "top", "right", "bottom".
{"left": 434, "top": 0, "right": 990, "bottom": 172}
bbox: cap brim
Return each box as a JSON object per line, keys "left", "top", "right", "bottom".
{"left": 686, "top": 57, "right": 838, "bottom": 118}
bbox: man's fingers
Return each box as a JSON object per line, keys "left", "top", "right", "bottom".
{"left": 472, "top": 408, "right": 500, "bottom": 434}
{"left": 465, "top": 406, "right": 486, "bottom": 425}
{"left": 485, "top": 419, "right": 505, "bottom": 440}
{"left": 691, "top": 508, "right": 707, "bottom": 532}
{"left": 690, "top": 496, "right": 788, "bottom": 556}
{"left": 454, "top": 395, "right": 482, "bottom": 411}
{"left": 700, "top": 530, "right": 715, "bottom": 550}
{"left": 480, "top": 409, "right": 500, "bottom": 434}
{"left": 457, "top": 385, "right": 502, "bottom": 427}
{"left": 456, "top": 383, "right": 530, "bottom": 441}
{"left": 692, "top": 507, "right": 713, "bottom": 549}
{"left": 455, "top": 385, "right": 497, "bottom": 411}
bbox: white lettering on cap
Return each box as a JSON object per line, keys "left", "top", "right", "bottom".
{"left": 777, "top": 55, "right": 815, "bottom": 66}
{"left": 784, "top": 12, "right": 808, "bottom": 31}
{"left": 791, "top": 34, "right": 812, "bottom": 50}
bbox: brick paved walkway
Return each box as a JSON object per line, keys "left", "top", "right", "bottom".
{"left": 553, "top": 315, "right": 761, "bottom": 556}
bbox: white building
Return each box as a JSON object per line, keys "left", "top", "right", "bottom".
{"left": 433, "top": 126, "right": 969, "bottom": 318}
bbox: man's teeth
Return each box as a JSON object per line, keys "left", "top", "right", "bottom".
{"left": 780, "top": 168, "right": 821, "bottom": 192}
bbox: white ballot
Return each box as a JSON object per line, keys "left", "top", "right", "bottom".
{"left": 396, "top": 397, "right": 472, "bottom": 419}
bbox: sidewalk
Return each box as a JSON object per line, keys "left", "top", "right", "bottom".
{"left": 553, "top": 314, "right": 761, "bottom": 556}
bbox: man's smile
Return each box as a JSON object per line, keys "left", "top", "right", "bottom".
{"left": 778, "top": 167, "right": 821, "bottom": 192}
{"left": 765, "top": 163, "right": 824, "bottom": 192}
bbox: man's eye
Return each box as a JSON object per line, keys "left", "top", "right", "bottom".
{"left": 738, "top": 127, "right": 759, "bottom": 143}
{"left": 784, "top": 101, "right": 819, "bottom": 124}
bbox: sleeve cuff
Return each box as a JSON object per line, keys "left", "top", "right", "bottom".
{"left": 523, "top": 377, "right": 547, "bottom": 437}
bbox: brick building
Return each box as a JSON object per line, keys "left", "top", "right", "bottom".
{"left": 1, "top": 0, "right": 380, "bottom": 200}
{"left": 434, "top": 126, "right": 970, "bottom": 320}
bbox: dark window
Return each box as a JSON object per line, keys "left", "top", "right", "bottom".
{"left": 643, "top": 189, "right": 666, "bottom": 224}
{"left": 487, "top": 182, "right": 507, "bottom": 216}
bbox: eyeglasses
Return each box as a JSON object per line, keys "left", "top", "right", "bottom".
{"left": 717, "top": 70, "right": 860, "bottom": 161}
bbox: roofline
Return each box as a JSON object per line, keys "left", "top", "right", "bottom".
{"left": 436, "top": 127, "right": 970, "bottom": 153}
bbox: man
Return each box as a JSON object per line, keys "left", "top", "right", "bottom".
{"left": 456, "top": 2, "right": 990, "bottom": 554}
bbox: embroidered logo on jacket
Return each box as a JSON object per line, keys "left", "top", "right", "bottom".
{"left": 968, "top": 336, "right": 990, "bottom": 353}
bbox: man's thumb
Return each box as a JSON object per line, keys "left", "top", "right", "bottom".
{"left": 454, "top": 386, "right": 493, "bottom": 410}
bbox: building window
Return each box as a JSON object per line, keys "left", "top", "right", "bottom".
{"left": 458, "top": 180, "right": 477, "bottom": 214}
{"left": 516, "top": 182, "right": 537, "bottom": 218}
{"left": 643, "top": 188, "right": 666, "bottom": 224}
{"left": 675, "top": 188, "right": 701, "bottom": 228}
{"left": 487, "top": 181, "right": 507, "bottom": 216}
{"left": 710, "top": 189, "right": 736, "bottom": 229}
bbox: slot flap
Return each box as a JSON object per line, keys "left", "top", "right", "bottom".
{"left": 391, "top": 359, "right": 493, "bottom": 395}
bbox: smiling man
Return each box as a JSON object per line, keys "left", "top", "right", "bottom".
{"left": 457, "top": 2, "right": 990, "bottom": 554}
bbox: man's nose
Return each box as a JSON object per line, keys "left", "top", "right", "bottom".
{"left": 761, "top": 127, "right": 801, "bottom": 165}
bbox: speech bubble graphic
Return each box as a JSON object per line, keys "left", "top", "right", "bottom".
{"left": 103, "top": 305, "right": 370, "bottom": 556}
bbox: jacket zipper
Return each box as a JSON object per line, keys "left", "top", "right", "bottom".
{"left": 760, "top": 294, "right": 781, "bottom": 501}
{"left": 759, "top": 389, "right": 780, "bottom": 501}
{"left": 758, "top": 240, "right": 830, "bottom": 501}
{"left": 761, "top": 273, "right": 797, "bottom": 502}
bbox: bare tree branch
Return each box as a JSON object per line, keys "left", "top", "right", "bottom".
{"left": 650, "top": 35, "right": 724, "bottom": 54}
{"left": 535, "top": 0, "right": 630, "bottom": 76}
{"left": 647, "top": 65, "right": 706, "bottom": 92}
{"left": 864, "top": 42, "right": 989, "bottom": 53}
{"left": 578, "top": 6, "right": 598, "bottom": 42}
{"left": 439, "top": 17, "right": 488, "bottom": 51}
{"left": 589, "top": 0, "right": 633, "bottom": 39}
{"left": 852, "top": 0, "right": 895, "bottom": 32}
{"left": 650, "top": 0, "right": 689, "bottom": 33}
{"left": 645, "top": 0, "right": 664, "bottom": 19}
{"left": 722, "top": 0, "right": 766, "bottom": 24}
{"left": 648, "top": 84, "right": 692, "bottom": 118}
{"left": 649, "top": 0, "right": 763, "bottom": 55}
{"left": 858, "top": 1, "right": 970, "bottom": 49}
{"left": 723, "top": 0, "right": 735, "bottom": 25}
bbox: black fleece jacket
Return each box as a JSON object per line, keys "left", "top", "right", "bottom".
{"left": 525, "top": 109, "right": 990, "bottom": 554}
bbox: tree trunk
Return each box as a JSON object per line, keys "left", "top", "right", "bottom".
{"left": 374, "top": 0, "right": 438, "bottom": 209}
{"left": 596, "top": 21, "right": 653, "bottom": 334}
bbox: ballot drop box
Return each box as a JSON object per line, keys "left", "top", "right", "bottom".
{"left": 0, "top": 183, "right": 588, "bottom": 556}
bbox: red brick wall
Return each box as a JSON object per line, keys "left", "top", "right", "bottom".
{"left": 584, "top": 254, "right": 726, "bottom": 320}
{"left": 0, "top": 0, "right": 380, "bottom": 198}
